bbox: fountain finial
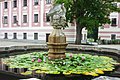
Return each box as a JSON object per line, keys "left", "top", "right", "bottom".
{"left": 47, "top": 3, "right": 67, "bottom": 29}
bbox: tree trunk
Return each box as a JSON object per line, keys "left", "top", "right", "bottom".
{"left": 75, "top": 23, "right": 83, "bottom": 45}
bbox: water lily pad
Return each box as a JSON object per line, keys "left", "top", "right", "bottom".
{"left": 95, "top": 69, "right": 104, "bottom": 74}
{"left": 2, "top": 52, "right": 118, "bottom": 76}
{"left": 21, "top": 71, "right": 32, "bottom": 75}
{"left": 36, "top": 70, "right": 46, "bottom": 74}
{"left": 63, "top": 72, "right": 71, "bottom": 75}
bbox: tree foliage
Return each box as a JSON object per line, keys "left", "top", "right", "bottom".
{"left": 54, "top": 0, "right": 120, "bottom": 28}
{"left": 54, "top": 0, "right": 120, "bottom": 44}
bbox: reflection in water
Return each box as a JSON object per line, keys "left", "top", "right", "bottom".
{"left": 0, "top": 58, "right": 11, "bottom": 71}
{"left": 0, "top": 58, "right": 23, "bottom": 73}
{"left": 0, "top": 58, "right": 38, "bottom": 79}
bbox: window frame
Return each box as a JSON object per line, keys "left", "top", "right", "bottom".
{"left": 111, "top": 18, "right": 117, "bottom": 26}
{"left": 34, "top": 33, "right": 38, "bottom": 40}
{"left": 3, "top": 16, "right": 8, "bottom": 24}
{"left": 4, "top": 33, "right": 8, "bottom": 39}
{"left": 13, "top": 33, "right": 17, "bottom": 39}
{"left": 23, "top": 15, "right": 27, "bottom": 23}
{"left": 13, "top": 0, "right": 17, "bottom": 8}
{"left": 23, "top": 0, "right": 27, "bottom": 7}
{"left": 46, "top": 13, "right": 50, "bottom": 22}
{"left": 34, "top": 14, "right": 38, "bottom": 23}
{"left": 111, "top": 34, "right": 116, "bottom": 40}
{"left": 4, "top": 2, "right": 8, "bottom": 9}
{"left": 34, "top": 0, "right": 39, "bottom": 5}
{"left": 13, "top": 16, "right": 17, "bottom": 24}
{"left": 23, "top": 33, "right": 27, "bottom": 39}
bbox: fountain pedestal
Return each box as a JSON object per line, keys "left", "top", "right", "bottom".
{"left": 47, "top": 28, "right": 68, "bottom": 59}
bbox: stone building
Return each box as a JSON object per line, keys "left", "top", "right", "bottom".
{"left": 0, "top": 0, "right": 87, "bottom": 43}
{"left": 98, "top": 3, "right": 120, "bottom": 40}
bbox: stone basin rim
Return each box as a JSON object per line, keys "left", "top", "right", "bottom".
{"left": 0, "top": 44, "right": 120, "bottom": 55}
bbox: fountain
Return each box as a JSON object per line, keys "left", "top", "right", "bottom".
{"left": 47, "top": 3, "right": 68, "bottom": 59}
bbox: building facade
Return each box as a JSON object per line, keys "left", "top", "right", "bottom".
{"left": 0, "top": 0, "right": 87, "bottom": 43}
{"left": 98, "top": 3, "right": 120, "bottom": 40}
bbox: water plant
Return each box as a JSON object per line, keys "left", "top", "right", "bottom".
{"left": 2, "top": 52, "right": 118, "bottom": 76}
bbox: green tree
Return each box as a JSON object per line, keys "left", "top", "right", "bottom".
{"left": 54, "top": 0, "right": 120, "bottom": 44}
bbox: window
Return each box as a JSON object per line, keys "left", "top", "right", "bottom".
{"left": 23, "top": 0, "right": 27, "bottom": 6}
{"left": 111, "top": 34, "right": 116, "bottom": 40}
{"left": 4, "top": 2, "right": 8, "bottom": 9}
{"left": 13, "top": 16, "right": 17, "bottom": 23}
{"left": 13, "top": 0, "right": 17, "bottom": 8}
{"left": 23, "top": 33, "right": 27, "bottom": 39}
{"left": 3, "top": 16, "right": 8, "bottom": 24}
{"left": 46, "top": 13, "right": 50, "bottom": 22}
{"left": 4, "top": 33, "right": 8, "bottom": 39}
{"left": 34, "top": 33, "right": 38, "bottom": 40}
{"left": 13, "top": 33, "right": 17, "bottom": 39}
{"left": 46, "top": 33, "right": 50, "bottom": 42}
{"left": 111, "top": 18, "right": 117, "bottom": 26}
{"left": 46, "top": 0, "right": 51, "bottom": 4}
{"left": 34, "top": 0, "right": 38, "bottom": 5}
{"left": 112, "top": 3, "right": 117, "bottom": 7}
{"left": 23, "top": 15, "right": 27, "bottom": 23}
{"left": 34, "top": 14, "right": 38, "bottom": 23}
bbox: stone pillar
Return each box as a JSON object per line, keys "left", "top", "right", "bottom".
{"left": 47, "top": 3, "right": 68, "bottom": 59}
{"left": 47, "top": 27, "right": 68, "bottom": 59}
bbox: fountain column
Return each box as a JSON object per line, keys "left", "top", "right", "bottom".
{"left": 47, "top": 26, "right": 68, "bottom": 59}
{"left": 47, "top": 3, "right": 68, "bottom": 59}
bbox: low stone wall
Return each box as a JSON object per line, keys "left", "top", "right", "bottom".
{"left": 0, "top": 44, "right": 120, "bottom": 58}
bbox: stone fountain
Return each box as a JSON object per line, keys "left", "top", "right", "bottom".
{"left": 47, "top": 3, "right": 68, "bottom": 59}
{"left": 0, "top": 3, "right": 120, "bottom": 80}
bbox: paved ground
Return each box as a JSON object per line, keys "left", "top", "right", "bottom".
{"left": 0, "top": 39, "right": 46, "bottom": 47}
{"left": 97, "top": 45, "right": 120, "bottom": 50}
{"left": 0, "top": 39, "right": 120, "bottom": 50}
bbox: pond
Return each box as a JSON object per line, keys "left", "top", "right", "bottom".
{"left": 0, "top": 49, "right": 120, "bottom": 80}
